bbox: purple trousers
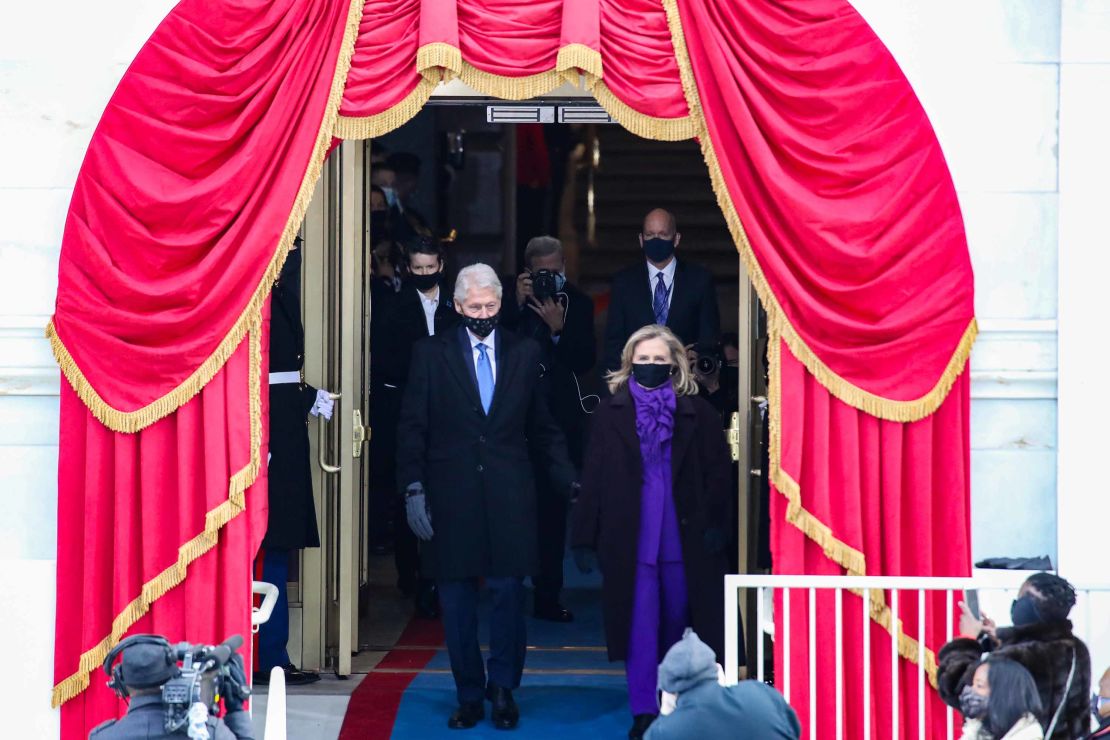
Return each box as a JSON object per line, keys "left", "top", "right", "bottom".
{"left": 626, "top": 560, "right": 689, "bottom": 715}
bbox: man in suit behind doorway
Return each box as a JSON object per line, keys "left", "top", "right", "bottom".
{"left": 603, "top": 208, "right": 720, "bottom": 373}
{"left": 396, "top": 263, "right": 577, "bottom": 731}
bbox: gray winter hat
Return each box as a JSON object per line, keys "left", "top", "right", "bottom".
{"left": 657, "top": 628, "right": 719, "bottom": 693}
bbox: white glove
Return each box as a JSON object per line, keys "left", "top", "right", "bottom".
{"left": 310, "top": 389, "right": 335, "bottom": 421}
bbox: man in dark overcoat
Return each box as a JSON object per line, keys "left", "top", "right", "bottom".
{"left": 396, "top": 263, "right": 576, "bottom": 731}
{"left": 257, "top": 239, "right": 329, "bottom": 686}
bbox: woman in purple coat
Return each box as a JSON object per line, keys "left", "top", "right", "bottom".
{"left": 571, "top": 325, "right": 733, "bottom": 739}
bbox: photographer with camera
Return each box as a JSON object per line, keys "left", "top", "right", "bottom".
{"left": 91, "top": 634, "right": 254, "bottom": 740}
{"left": 503, "top": 236, "right": 596, "bottom": 622}
{"left": 687, "top": 341, "right": 738, "bottom": 428}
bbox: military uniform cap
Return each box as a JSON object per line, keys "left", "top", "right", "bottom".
{"left": 121, "top": 642, "right": 179, "bottom": 688}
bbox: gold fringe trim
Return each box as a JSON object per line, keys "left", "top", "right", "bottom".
{"left": 335, "top": 76, "right": 438, "bottom": 140}
{"left": 459, "top": 62, "right": 565, "bottom": 101}
{"left": 555, "top": 43, "right": 603, "bottom": 79}
{"left": 768, "top": 323, "right": 939, "bottom": 689}
{"left": 47, "top": 0, "right": 365, "bottom": 435}
{"left": 592, "top": 80, "right": 695, "bottom": 142}
{"left": 51, "top": 319, "right": 264, "bottom": 708}
{"left": 660, "top": 0, "right": 976, "bottom": 423}
{"left": 51, "top": 0, "right": 365, "bottom": 706}
{"left": 416, "top": 41, "right": 463, "bottom": 75}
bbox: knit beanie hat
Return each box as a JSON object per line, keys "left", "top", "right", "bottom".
{"left": 657, "top": 628, "right": 719, "bottom": 693}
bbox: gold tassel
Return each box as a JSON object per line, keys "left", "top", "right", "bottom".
{"left": 592, "top": 81, "right": 695, "bottom": 142}
{"left": 416, "top": 42, "right": 462, "bottom": 75}
{"left": 555, "top": 43, "right": 603, "bottom": 79}
{"left": 335, "top": 77, "right": 438, "bottom": 140}
{"left": 51, "top": 319, "right": 264, "bottom": 707}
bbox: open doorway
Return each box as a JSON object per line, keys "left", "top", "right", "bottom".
{"left": 269, "top": 91, "right": 770, "bottom": 733}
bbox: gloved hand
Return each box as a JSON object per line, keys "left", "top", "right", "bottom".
{"left": 405, "top": 484, "right": 434, "bottom": 541}
{"left": 221, "top": 654, "right": 251, "bottom": 713}
{"left": 703, "top": 527, "right": 727, "bottom": 554}
{"left": 573, "top": 546, "right": 597, "bottom": 574}
{"left": 310, "top": 388, "right": 335, "bottom": 421}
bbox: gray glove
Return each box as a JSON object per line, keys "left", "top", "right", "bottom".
{"left": 573, "top": 546, "right": 597, "bottom": 574}
{"left": 405, "top": 484, "right": 434, "bottom": 541}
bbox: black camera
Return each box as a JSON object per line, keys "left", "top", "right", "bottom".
{"left": 694, "top": 345, "right": 722, "bottom": 376}
{"left": 530, "top": 269, "right": 559, "bottom": 302}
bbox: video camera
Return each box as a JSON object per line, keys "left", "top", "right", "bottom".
{"left": 104, "top": 633, "right": 250, "bottom": 738}
{"left": 529, "top": 268, "right": 560, "bottom": 302}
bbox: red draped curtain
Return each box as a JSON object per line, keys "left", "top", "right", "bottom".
{"left": 51, "top": 1, "right": 973, "bottom": 738}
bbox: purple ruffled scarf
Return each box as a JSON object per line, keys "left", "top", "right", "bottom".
{"left": 628, "top": 377, "right": 676, "bottom": 462}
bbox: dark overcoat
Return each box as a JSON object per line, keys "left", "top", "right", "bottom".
{"left": 938, "top": 620, "right": 1092, "bottom": 740}
{"left": 263, "top": 248, "right": 320, "bottom": 550}
{"left": 571, "top": 388, "right": 732, "bottom": 662}
{"left": 395, "top": 326, "right": 576, "bottom": 579}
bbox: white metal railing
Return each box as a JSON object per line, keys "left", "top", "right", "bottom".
{"left": 724, "top": 573, "right": 1110, "bottom": 740}
{"left": 251, "top": 581, "right": 286, "bottom": 740}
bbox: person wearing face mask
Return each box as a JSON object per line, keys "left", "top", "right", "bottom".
{"left": 956, "top": 657, "right": 1045, "bottom": 740}
{"left": 501, "top": 235, "right": 596, "bottom": 622}
{"left": 603, "top": 208, "right": 720, "bottom": 375}
{"left": 1088, "top": 668, "right": 1110, "bottom": 738}
{"left": 376, "top": 236, "right": 458, "bottom": 616}
{"left": 571, "top": 325, "right": 732, "bottom": 739}
{"left": 939, "top": 572, "right": 1092, "bottom": 740}
{"left": 396, "top": 263, "right": 577, "bottom": 731}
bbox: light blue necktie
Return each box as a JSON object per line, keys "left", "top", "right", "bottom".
{"left": 476, "top": 342, "right": 494, "bottom": 413}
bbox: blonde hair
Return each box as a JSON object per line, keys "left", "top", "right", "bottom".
{"left": 606, "top": 324, "right": 699, "bottom": 396}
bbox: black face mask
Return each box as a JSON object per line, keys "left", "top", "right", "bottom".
{"left": 461, "top": 312, "right": 499, "bottom": 339}
{"left": 408, "top": 272, "right": 440, "bottom": 293}
{"left": 1011, "top": 594, "right": 1041, "bottom": 627}
{"left": 720, "top": 365, "right": 739, "bottom": 389}
{"left": 643, "top": 237, "right": 675, "bottom": 263}
{"left": 958, "top": 686, "right": 988, "bottom": 720}
{"left": 632, "top": 363, "right": 673, "bottom": 389}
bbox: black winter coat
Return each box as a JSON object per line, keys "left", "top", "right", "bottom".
{"left": 570, "top": 388, "right": 732, "bottom": 662}
{"left": 395, "top": 326, "right": 576, "bottom": 579}
{"left": 938, "top": 620, "right": 1092, "bottom": 740}
{"left": 263, "top": 249, "right": 320, "bottom": 550}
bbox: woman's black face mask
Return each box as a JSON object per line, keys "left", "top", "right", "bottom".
{"left": 632, "top": 363, "right": 673, "bottom": 389}
{"left": 1011, "top": 594, "right": 1041, "bottom": 627}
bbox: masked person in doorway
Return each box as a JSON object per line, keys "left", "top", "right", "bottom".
{"left": 603, "top": 209, "right": 719, "bottom": 374}
{"left": 256, "top": 237, "right": 333, "bottom": 686}
{"left": 379, "top": 235, "right": 459, "bottom": 617}
{"left": 396, "top": 263, "right": 576, "bottom": 730}
{"left": 501, "top": 235, "right": 596, "bottom": 622}
{"left": 939, "top": 572, "right": 1092, "bottom": 740}
{"left": 571, "top": 325, "right": 733, "bottom": 739}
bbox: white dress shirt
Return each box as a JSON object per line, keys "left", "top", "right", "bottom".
{"left": 647, "top": 258, "right": 677, "bottom": 311}
{"left": 418, "top": 285, "right": 439, "bottom": 336}
{"left": 468, "top": 328, "right": 497, "bottom": 382}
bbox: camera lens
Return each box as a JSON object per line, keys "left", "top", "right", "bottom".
{"left": 696, "top": 355, "right": 718, "bottom": 375}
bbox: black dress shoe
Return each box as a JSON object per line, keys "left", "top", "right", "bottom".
{"left": 486, "top": 685, "right": 520, "bottom": 730}
{"left": 255, "top": 664, "right": 321, "bottom": 686}
{"left": 448, "top": 702, "right": 485, "bottom": 729}
{"left": 628, "top": 713, "right": 657, "bottom": 739}
{"left": 415, "top": 581, "right": 440, "bottom": 619}
{"left": 533, "top": 601, "right": 574, "bottom": 623}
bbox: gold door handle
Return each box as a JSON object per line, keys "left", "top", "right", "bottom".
{"left": 726, "top": 411, "right": 741, "bottom": 463}
{"left": 750, "top": 468, "right": 762, "bottom": 477}
{"left": 750, "top": 395, "right": 767, "bottom": 405}
{"left": 352, "top": 409, "right": 367, "bottom": 458}
{"left": 318, "top": 391, "right": 342, "bottom": 474}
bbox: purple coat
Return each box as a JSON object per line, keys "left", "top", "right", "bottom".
{"left": 572, "top": 387, "right": 733, "bottom": 662}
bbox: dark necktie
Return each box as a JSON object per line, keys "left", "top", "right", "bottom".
{"left": 653, "top": 272, "right": 669, "bottom": 325}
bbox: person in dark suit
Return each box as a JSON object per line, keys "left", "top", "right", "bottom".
{"left": 380, "top": 236, "right": 459, "bottom": 617}
{"left": 257, "top": 237, "right": 331, "bottom": 686}
{"left": 603, "top": 208, "right": 720, "bottom": 373}
{"left": 571, "top": 324, "right": 733, "bottom": 739}
{"left": 396, "top": 263, "right": 576, "bottom": 731}
{"left": 501, "top": 235, "right": 596, "bottom": 622}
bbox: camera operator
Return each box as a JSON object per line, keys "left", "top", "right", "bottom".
{"left": 91, "top": 635, "right": 254, "bottom": 740}
{"left": 502, "top": 236, "right": 596, "bottom": 622}
{"left": 687, "top": 341, "right": 738, "bottom": 428}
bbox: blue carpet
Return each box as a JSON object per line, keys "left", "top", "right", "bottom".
{"left": 388, "top": 588, "right": 633, "bottom": 739}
